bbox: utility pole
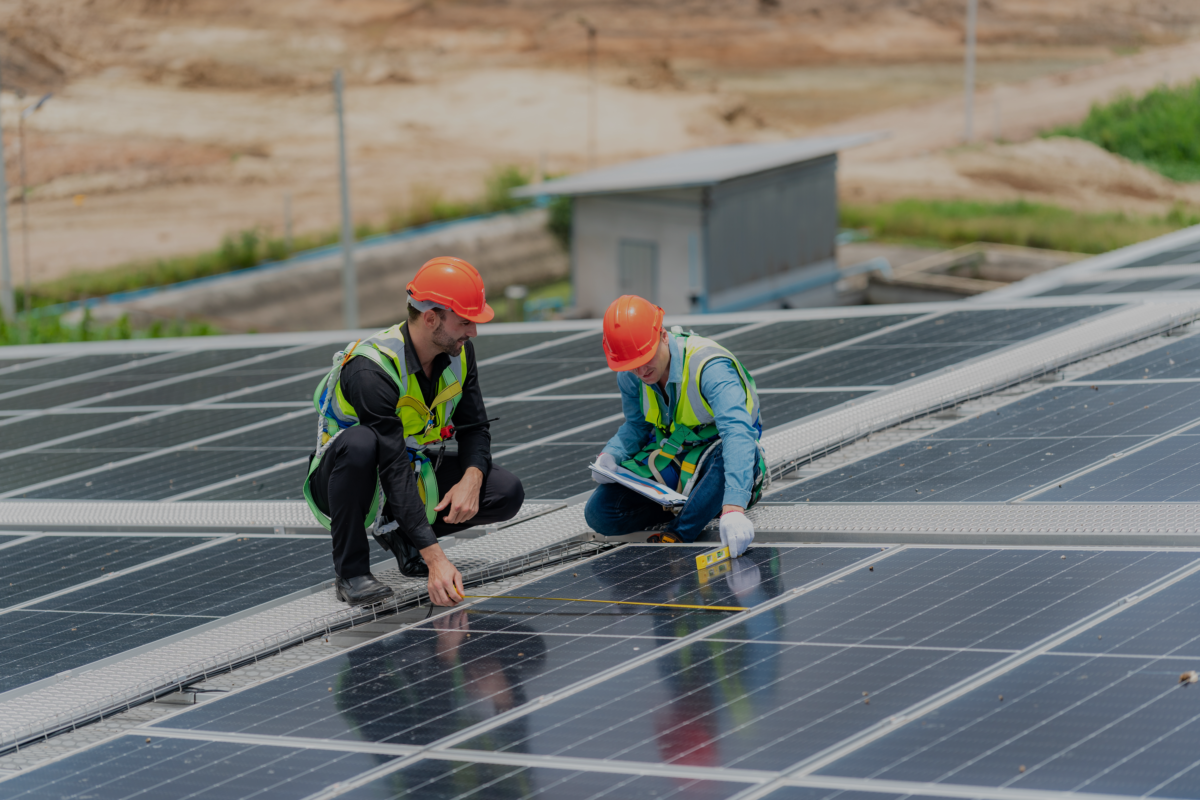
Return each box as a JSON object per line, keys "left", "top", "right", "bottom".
{"left": 19, "top": 94, "right": 51, "bottom": 310}
{"left": 0, "top": 60, "right": 14, "bottom": 322}
{"left": 963, "top": 0, "right": 977, "bottom": 143}
{"left": 333, "top": 69, "right": 357, "bottom": 330}
{"left": 283, "top": 191, "right": 293, "bottom": 254}
{"left": 578, "top": 17, "right": 597, "bottom": 169}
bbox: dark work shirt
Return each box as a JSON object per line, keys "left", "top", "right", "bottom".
{"left": 338, "top": 323, "right": 492, "bottom": 548}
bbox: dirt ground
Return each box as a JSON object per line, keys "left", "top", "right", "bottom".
{"left": 2, "top": 0, "right": 1200, "bottom": 285}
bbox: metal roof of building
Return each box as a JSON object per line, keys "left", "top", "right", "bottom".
{"left": 512, "top": 131, "right": 884, "bottom": 198}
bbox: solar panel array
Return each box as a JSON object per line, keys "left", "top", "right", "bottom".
{"left": 6, "top": 543, "right": 1199, "bottom": 799}
{"left": 0, "top": 533, "right": 337, "bottom": 697}
{"left": 998, "top": 226, "right": 1200, "bottom": 298}
{"left": 5, "top": 292, "right": 1200, "bottom": 800}
{"left": 772, "top": 328, "right": 1200, "bottom": 504}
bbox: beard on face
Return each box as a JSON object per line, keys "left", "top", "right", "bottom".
{"left": 430, "top": 317, "right": 467, "bottom": 356}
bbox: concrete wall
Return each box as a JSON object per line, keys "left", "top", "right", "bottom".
{"left": 572, "top": 191, "right": 702, "bottom": 318}
{"left": 705, "top": 155, "right": 839, "bottom": 312}
{"left": 89, "top": 209, "right": 566, "bottom": 333}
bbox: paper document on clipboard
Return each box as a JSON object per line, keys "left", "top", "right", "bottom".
{"left": 589, "top": 463, "right": 688, "bottom": 507}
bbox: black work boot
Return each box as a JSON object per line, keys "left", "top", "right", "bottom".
{"left": 335, "top": 573, "right": 394, "bottom": 606}
{"left": 387, "top": 530, "right": 429, "bottom": 578}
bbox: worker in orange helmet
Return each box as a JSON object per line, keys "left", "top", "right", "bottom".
{"left": 305, "top": 257, "right": 524, "bottom": 607}
{"left": 586, "top": 295, "right": 765, "bottom": 556}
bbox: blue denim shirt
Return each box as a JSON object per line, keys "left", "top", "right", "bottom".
{"left": 601, "top": 335, "right": 760, "bottom": 508}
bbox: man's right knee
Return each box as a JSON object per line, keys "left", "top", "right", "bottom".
{"left": 334, "top": 426, "right": 378, "bottom": 466}
{"left": 584, "top": 486, "right": 627, "bottom": 535}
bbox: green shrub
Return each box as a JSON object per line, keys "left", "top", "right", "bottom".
{"left": 0, "top": 309, "right": 218, "bottom": 346}
{"left": 841, "top": 198, "right": 1198, "bottom": 254}
{"left": 1048, "top": 80, "right": 1200, "bottom": 182}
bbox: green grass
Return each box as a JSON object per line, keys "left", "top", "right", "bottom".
{"left": 0, "top": 310, "right": 218, "bottom": 346}
{"left": 840, "top": 198, "right": 1200, "bottom": 254}
{"left": 1047, "top": 80, "right": 1200, "bottom": 182}
{"left": 18, "top": 165, "right": 536, "bottom": 314}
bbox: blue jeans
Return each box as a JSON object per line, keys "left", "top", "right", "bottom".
{"left": 584, "top": 444, "right": 753, "bottom": 542}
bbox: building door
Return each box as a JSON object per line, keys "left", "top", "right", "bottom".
{"left": 618, "top": 239, "right": 659, "bottom": 303}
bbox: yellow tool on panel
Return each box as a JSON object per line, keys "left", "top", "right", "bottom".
{"left": 695, "top": 546, "right": 731, "bottom": 570}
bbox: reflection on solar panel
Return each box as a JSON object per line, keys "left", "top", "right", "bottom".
{"left": 6, "top": 290, "right": 1200, "bottom": 800}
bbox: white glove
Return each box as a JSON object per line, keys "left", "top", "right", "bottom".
{"left": 719, "top": 510, "right": 754, "bottom": 557}
{"left": 593, "top": 452, "right": 618, "bottom": 484}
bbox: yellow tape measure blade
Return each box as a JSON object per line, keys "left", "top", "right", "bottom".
{"left": 695, "top": 546, "right": 730, "bottom": 571}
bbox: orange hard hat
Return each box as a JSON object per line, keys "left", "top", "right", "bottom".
{"left": 407, "top": 256, "right": 495, "bottom": 323}
{"left": 602, "top": 295, "right": 664, "bottom": 371}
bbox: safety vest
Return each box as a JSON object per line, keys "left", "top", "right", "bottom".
{"left": 302, "top": 323, "right": 467, "bottom": 530}
{"left": 622, "top": 332, "right": 766, "bottom": 504}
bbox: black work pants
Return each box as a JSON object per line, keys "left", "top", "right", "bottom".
{"left": 309, "top": 426, "right": 525, "bottom": 578}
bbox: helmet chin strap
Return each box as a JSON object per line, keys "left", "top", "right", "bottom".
{"left": 407, "top": 296, "right": 445, "bottom": 314}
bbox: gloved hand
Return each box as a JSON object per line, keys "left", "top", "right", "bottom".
{"left": 593, "top": 452, "right": 618, "bottom": 484}
{"left": 719, "top": 509, "right": 755, "bottom": 557}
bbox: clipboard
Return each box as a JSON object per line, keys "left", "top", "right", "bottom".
{"left": 589, "top": 462, "right": 688, "bottom": 507}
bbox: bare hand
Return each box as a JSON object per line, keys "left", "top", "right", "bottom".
{"left": 435, "top": 467, "right": 483, "bottom": 525}
{"left": 422, "top": 544, "right": 465, "bottom": 606}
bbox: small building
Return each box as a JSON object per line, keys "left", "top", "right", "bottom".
{"left": 514, "top": 133, "right": 881, "bottom": 316}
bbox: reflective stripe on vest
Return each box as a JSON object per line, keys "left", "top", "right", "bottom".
{"left": 314, "top": 323, "right": 467, "bottom": 448}
{"left": 639, "top": 334, "right": 760, "bottom": 436}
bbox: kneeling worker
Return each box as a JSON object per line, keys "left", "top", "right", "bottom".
{"left": 305, "top": 257, "right": 525, "bottom": 606}
{"left": 585, "top": 295, "right": 764, "bottom": 557}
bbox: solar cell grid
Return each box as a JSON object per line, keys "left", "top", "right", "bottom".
{"left": 709, "top": 548, "right": 1197, "bottom": 652}
{"left": 0, "top": 735, "right": 393, "bottom": 800}
{"left": 1054, "top": 568, "right": 1200, "bottom": 657}
{"left": 495, "top": 444, "right": 603, "bottom": 499}
{"left": 1117, "top": 242, "right": 1200, "bottom": 269}
{"left": 152, "top": 547, "right": 876, "bottom": 746}
{"left": 31, "top": 536, "right": 331, "bottom": 617}
{"left": 820, "top": 652, "right": 1200, "bottom": 798}
{"left": 714, "top": 316, "right": 914, "bottom": 370}
{"left": 0, "top": 354, "right": 153, "bottom": 393}
{"left": 0, "top": 610, "right": 209, "bottom": 694}
{"left": 91, "top": 371, "right": 317, "bottom": 407}
{"left": 1081, "top": 334, "right": 1200, "bottom": 381}
{"left": 1035, "top": 434, "right": 1200, "bottom": 502}
{"left": 771, "top": 382, "right": 1200, "bottom": 503}
{"left": 488, "top": 398, "right": 622, "bottom": 445}
{"left": 877, "top": 306, "right": 1106, "bottom": 345}
{"left": 182, "top": 459, "right": 309, "bottom": 501}
{"left": 469, "top": 330, "right": 577, "bottom": 360}
{"left": 0, "top": 535, "right": 208, "bottom": 608}
{"left": 462, "top": 638, "right": 1003, "bottom": 772}
{"left": 460, "top": 549, "right": 1193, "bottom": 773}
{"left": 335, "top": 757, "right": 749, "bottom": 800}
{"left": 0, "top": 411, "right": 140, "bottom": 451}
{"left": 758, "top": 789, "right": 943, "bottom": 800}
{"left": 756, "top": 344, "right": 999, "bottom": 390}
{"left": 225, "top": 372, "right": 318, "bottom": 403}
{"left": 0, "top": 349, "right": 267, "bottom": 411}
{"left": 758, "top": 392, "right": 871, "bottom": 430}
{"left": 26, "top": 448, "right": 312, "bottom": 500}
{"left": 5, "top": 410, "right": 303, "bottom": 499}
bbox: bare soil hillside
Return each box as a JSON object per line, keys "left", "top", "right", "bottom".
{"left": 2, "top": 0, "right": 1199, "bottom": 284}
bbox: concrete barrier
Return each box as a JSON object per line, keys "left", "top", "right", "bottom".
{"left": 74, "top": 209, "right": 567, "bottom": 332}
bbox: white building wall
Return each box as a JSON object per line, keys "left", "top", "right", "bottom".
{"left": 572, "top": 193, "right": 702, "bottom": 318}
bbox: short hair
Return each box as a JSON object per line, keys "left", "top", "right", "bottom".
{"left": 407, "top": 303, "right": 446, "bottom": 323}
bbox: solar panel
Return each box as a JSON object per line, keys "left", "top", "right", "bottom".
{"left": 335, "top": 757, "right": 750, "bottom": 800}
{"left": 1116, "top": 241, "right": 1200, "bottom": 269}
{"left": 8, "top": 294, "right": 1200, "bottom": 799}
{"left": 819, "top": 651, "right": 1200, "bottom": 795}
{"left": 0, "top": 535, "right": 209, "bottom": 608}
{"left": 154, "top": 546, "right": 876, "bottom": 745}
{"left": 771, "top": 382, "right": 1200, "bottom": 503}
{"left": 0, "top": 349, "right": 267, "bottom": 411}
{"left": 1036, "top": 275, "right": 1200, "bottom": 296}
{"left": 0, "top": 735, "right": 395, "bottom": 800}
{"left": 0, "top": 536, "right": 334, "bottom": 694}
